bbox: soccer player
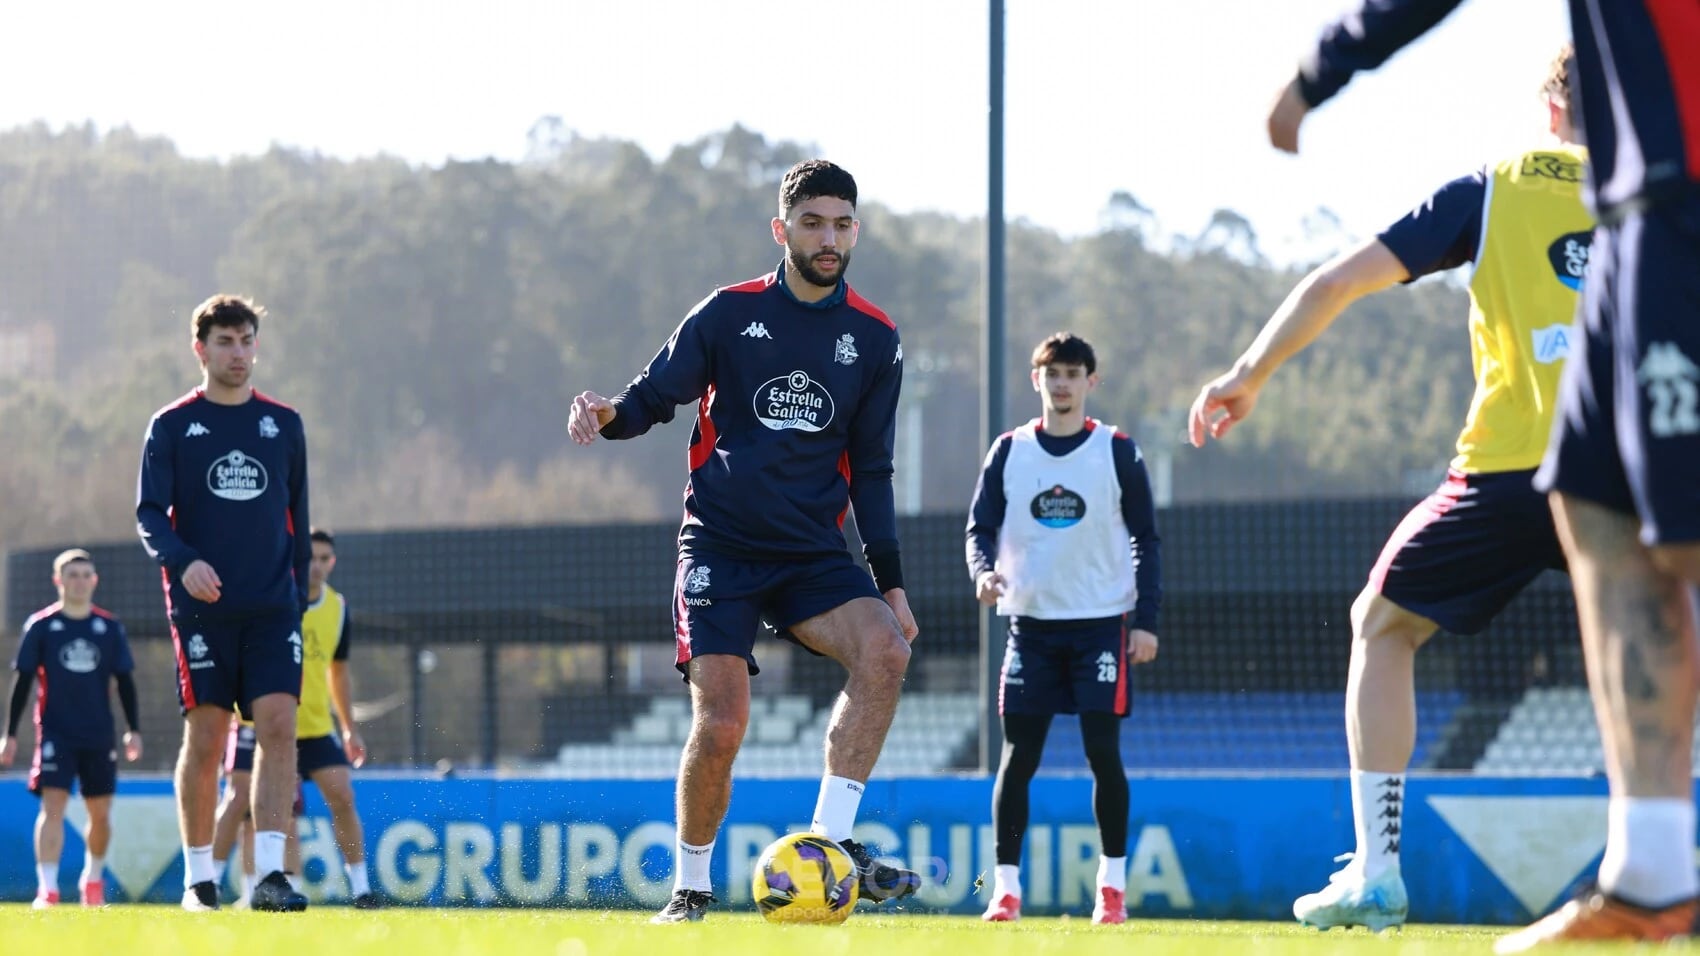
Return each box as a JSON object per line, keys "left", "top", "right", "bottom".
{"left": 136, "top": 294, "right": 311, "bottom": 913}
{"left": 568, "top": 159, "right": 921, "bottom": 923}
{"left": 1259, "top": 2, "right": 1700, "bottom": 946}
{"left": 966, "top": 333, "right": 1163, "bottom": 925}
{"left": 1190, "top": 46, "right": 1589, "bottom": 931}
{"left": 0, "top": 550, "right": 142, "bottom": 908}
{"left": 286, "top": 528, "right": 379, "bottom": 908}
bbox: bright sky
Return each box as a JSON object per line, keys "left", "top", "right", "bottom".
{"left": 4, "top": 0, "right": 1568, "bottom": 260}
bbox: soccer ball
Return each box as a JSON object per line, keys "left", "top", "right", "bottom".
{"left": 752, "top": 832, "right": 860, "bottom": 924}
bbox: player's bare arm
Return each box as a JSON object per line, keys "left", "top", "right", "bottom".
{"left": 1188, "top": 238, "right": 1409, "bottom": 446}
{"left": 975, "top": 571, "right": 1007, "bottom": 607}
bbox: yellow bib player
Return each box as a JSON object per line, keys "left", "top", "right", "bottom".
{"left": 1188, "top": 46, "right": 1587, "bottom": 932}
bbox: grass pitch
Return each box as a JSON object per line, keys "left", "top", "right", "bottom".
{"left": 0, "top": 904, "right": 1664, "bottom": 955}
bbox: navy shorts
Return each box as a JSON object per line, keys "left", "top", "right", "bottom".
{"left": 998, "top": 617, "right": 1130, "bottom": 717}
{"left": 171, "top": 609, "right": 304, "bottom": 716}
{"left": 1537, "top": 202, "right": 1700, "bottom": 544}
{"left": 225, "top": 721, "right": 257, "bottom": 774}
{"left": 297, "top": 734, "right": 350, "bottom": 779}
{"left": 30, "top": 736, "right": 117, "bottom": 798}
{"left": 672, "top": 550, "right": 883, "bottom": 679}
{"left": 1369, "top": 469, "right": 1566, "bottom": 634}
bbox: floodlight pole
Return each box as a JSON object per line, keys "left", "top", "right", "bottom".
{"left": 979, "top": 0, "right": 1007, "bottom": 775}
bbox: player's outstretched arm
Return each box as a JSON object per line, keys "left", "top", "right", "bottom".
{"left": 1188, "top": 238, "right": 1408, "bottom": 446}
{"left": 1274, "top": 0, "right": 1470, "bottom": 153}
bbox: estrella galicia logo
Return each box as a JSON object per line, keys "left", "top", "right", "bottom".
{"left": 207, "top": 450, "right": 268, "bottom": 501}
{"left": 1031, "top": 485, "right": 1087, "bottom": 528}
{"left": 1547, "top": 230, "right": 1592, "bottom": 291}
{"left": 754, "top": 370, "right": 836, "bottom": 433}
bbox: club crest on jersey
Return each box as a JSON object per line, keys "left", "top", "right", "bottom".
{"left": 1031, "top": 485, "right": 1088, "bottom": 528}
{"left": 59, "top": 638, "right": 100, "bottom": 674}
{"left": 207, "top": 450, "right": 269, "bottom": 501}
{"left": 259, "top": 415, "right": 280, "bottom": 439}
{"left": 92, "top": 617, "right": 106, "bottom": 635}
{"left": 684, "top": 565, "right": 711, "bottom": 594}
{"left": 835, "top": 334, "right": 859, "bottom": 366}
{"left": 754, "top": 370, "right": 837, "bottom": 433}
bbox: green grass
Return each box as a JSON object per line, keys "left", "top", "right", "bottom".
{"left": 0, "top": 904, "right": 1664, "bottom": 955}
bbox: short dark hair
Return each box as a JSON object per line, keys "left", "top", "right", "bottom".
{"left": 1031, "top": 332, "right": 1097, "bottom": 375}
{"left": 1543, "top": 43, "right": 1574, "bottom": 105}
{"left": 192, "top": 294, "right": 265, "bottom": 343}
{"left": 310, "top": 528, "right": 336, "bottom": 549}
{"left": 779, "top": 160, "right": 857, "bottom": 217}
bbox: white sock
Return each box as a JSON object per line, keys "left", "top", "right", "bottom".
{"left": 810, "top": 775, "right": 866, "bottom": 842}
{"left": 285, "top": 871, "right": 302, "bottom": 891}
{"left": 37, "top": 862, "right": 59, "bottom": 895}
{"left": 346, "top": 860, "right": 370, "bottom": 896}
{"left": 242, "top": 872, "right": 258, "bottom": 904}
{"left": 1350, "top": 770, "right": 1404, "bottom": 879}
{"left": 253, "top": 831, "right": 286, "bottom": 877}
{"left": 213, "top": 858, "right": 228, "bottom": 884}
{"left": 993, "top": 863, "right": 1022, "bottom": 899}
{"left": 1098, "top": 855, "right": 1127, "bottom": 893}
{"left": 674, "top": 838, "right": 714, "bottom": 892}
{"left": 1598, "top": 797, "right": 1699, "bottom": 908}
{"left": 82, "top": 852, "right": 103, "bottom": 884}
{"left": 185, "top": 845, "right": 216, "bottom": 887}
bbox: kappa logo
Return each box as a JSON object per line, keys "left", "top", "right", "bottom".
{"left": 259, "top": 415, "right": 280, "bottom": 439}
{"left": 185, "top": 422, "right": 211, "bottom": 438}
{"left": 207, "top": 449, "right": 269, "bottom": 501}
{"left": 834, "top": 333, "right": 859, "bottom": 366}
{"left": 894, "top": 343, "right": 902, "bottom": 364}
{"left": 741, "top": 322, "right": 773, "bottom": 340}
{"left": 684, "top": 566, "right": 711, "bottom": 594}
{"left": 1096, "top": 650, "right": 1119, "bottom": 683}
{"left": 49, "top": 619, "right": 64, "bottom": 631}
{"left": 1639, "top": 342, "right": 1700, "bottom": 438}
{"left": 59, "top": 638, "right": 101, "bottom": 674}
{"left": 754, "top": 370, "right": 836, "bottom": 433}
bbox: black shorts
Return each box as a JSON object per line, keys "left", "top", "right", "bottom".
{"left": 171, "top": 609, "right": 304, "bottom": 716}
{"left": 1537, "top": 201, "right": 1700, "bottom": 544}
{"left": 296, "top": 734, "right": 350, "bottom": 779}
{"left": 1368, "top": 469, "right": 1566, "bottom": 634}
{"left": 30, "top": 736, "right": 117, "bottom": 798}
{"left": 671, "top": 550, "right": 882, "bottom": 679}
{"left": 998, "top": 617, "right": 1130, "bottom": 716}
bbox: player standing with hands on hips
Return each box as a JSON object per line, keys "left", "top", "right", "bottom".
{"left": 569, "top": 160, "right": 920, "bottom": 923}
{"left": 967, "top": 332, "right": 1163, "bottom": 925}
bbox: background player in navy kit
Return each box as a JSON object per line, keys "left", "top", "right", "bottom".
{"left": 136, "top": 294, "right": 310, "bottom": 914}
{"left": 966, "top": 333, "right": 1162, "bottom": 926}
{"left": 1260, "top": 1, "right": 1700, "bottom": 947}
{"left": 568, "top": 160, "right": 920, "bottom": 923}
{"left": 0, "top": 550, "right": 142, "bottom": 908}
